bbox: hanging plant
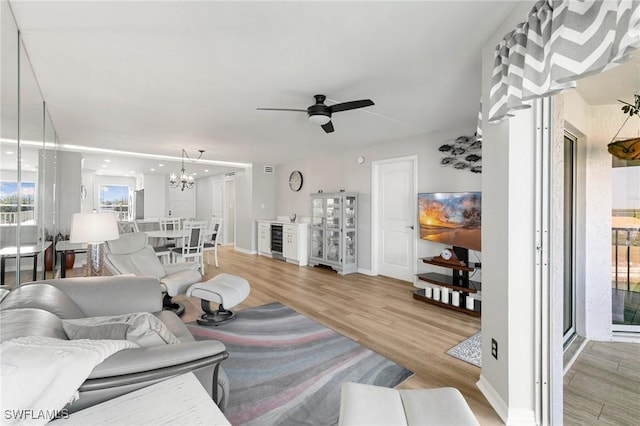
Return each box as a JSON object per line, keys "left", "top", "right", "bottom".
{"left": 607, "top": 94, "right": 640, "bottom": 161}
{"left": 620, "top": 94, "right": 639, "bottom": 117}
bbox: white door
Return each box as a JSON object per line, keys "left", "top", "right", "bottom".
{"left": 373, "top": 156, "right": 416, "bottom": 281}
{"left": 223, "top": 178, "right": 236, "bottom": 245}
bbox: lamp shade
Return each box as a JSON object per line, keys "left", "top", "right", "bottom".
{"left": 70, "top": 212, "right": 119, "bottom": 244}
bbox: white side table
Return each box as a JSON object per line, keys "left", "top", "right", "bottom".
{"left": 50, "top": 373, "right": 230, "bottom": 425}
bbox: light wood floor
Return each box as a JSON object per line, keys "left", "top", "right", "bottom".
{"left": 176, "top": 247, "right": 502, "bottom": 425}
{"left": 11, "top": 246, "right": 639, "bottom": 425}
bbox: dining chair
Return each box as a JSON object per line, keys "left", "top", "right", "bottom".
{"left": 158, "top": 217, "right": 181, "bottom": 249}
{"left": 203, "top": 218, "right": 223, "bottom": 267}
{"left": 117, "top": 221, "right": 140, "bottom": 234}
{"left": 171, "top": 220, "right": 207, "bottom": 273}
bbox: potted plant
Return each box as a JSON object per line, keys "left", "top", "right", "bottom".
{"left": 607, "top": 94, "right": 640, "bottom": 160}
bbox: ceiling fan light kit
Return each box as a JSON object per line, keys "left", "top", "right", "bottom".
{"left": 257, "top": 94, "right": 374, "bottom": 133}
{"left": 308, "top": 114, "right": 331, "bottom": 125}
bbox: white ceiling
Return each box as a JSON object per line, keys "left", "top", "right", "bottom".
{"left": 4, "top": 1, "right": 639, "bottom": 179}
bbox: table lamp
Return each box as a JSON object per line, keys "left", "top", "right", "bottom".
{"left": 70, "top": 212, "right": 119, "bottom": 276}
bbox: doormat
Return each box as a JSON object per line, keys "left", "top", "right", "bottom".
{"left": 446, "top": 332, "right": 482, "bottom": 368}
{"left": 187, "top": 302, "right": 413, "bottom": 426}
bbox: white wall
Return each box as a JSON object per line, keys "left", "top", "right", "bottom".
{"left": 81, "top": 170, "right": 95, "bottom": 213}
{"left": 143, "top": 174, "right": 166, "bottom": 219}
{"left": 55, "top": 150, "right": 82, "bottom": 233}
{"left": 275, "top": 124, "right": 481, "bottom": 273}
{"left": 612, "top": 167, "right": 640, "bottom": 209}
{"left": 478, "top": 1, "right": 538, "bottom": 424}
{"left": 234, "top": 166, "right": 254, "bottom": 252}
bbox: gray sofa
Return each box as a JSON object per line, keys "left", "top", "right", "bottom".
{"left": 0, "top": 275, "right": 230, "bottom": 413}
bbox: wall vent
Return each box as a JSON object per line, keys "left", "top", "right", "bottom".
{"left": 224, "top": 172, "right": 235, "bottom": 177}
{"left": 264, "top": 165, "right": 275, "bottom": 174}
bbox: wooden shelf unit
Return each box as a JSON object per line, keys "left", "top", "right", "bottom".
{"left": 413, "top": 289, "right": 481, "bottom": 317}
{"left": 414, "top": 249, "right": 481, "bottom": 317}
{"left": 416, "top": 272, "right": 480, "bottom": 293}
{"left": 422, "top": 256, "right": 475, "bottom": 272}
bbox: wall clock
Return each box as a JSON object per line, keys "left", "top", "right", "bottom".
{"left": 289, "top": 171, "right": 303, "bottom": 192}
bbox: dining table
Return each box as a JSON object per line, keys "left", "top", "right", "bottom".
{"left": 145, "top": 229, "right": 192, "bottom": 240}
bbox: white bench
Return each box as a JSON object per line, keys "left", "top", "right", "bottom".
{"left": 339, "top": 382, "right": 479, "bottom": 426}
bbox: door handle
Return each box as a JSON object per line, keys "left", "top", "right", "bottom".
{"left": 407, "top": 225, "right": 414, "bottom": 230}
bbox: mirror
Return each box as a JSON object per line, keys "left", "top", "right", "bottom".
{"left": 0, "top": 3, "right": 59, "bottom": 286}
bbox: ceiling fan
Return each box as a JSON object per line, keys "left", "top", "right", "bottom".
{"left": 257, "top": 94, "right": 374, "bottom": 133}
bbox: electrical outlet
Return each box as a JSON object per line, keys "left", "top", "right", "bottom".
{"left": 491, "top": 338, "right": 498, "bottom": 359}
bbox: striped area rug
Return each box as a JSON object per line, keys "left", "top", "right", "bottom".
{"left": 187, "top": 302, "right": 413, "bottom": 426}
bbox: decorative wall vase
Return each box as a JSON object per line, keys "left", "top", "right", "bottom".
{"left": 65, "top": 251, "right": 76, "bottom": 270}
{"left": 44, "top": 245, "right": 54, "bottom": 271}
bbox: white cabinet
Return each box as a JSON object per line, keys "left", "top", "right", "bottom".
{"left": 309, "top": 192, "right": 357, "bottom": 274}
{"left": 257, "top": 221, "right": 308, "bottom": 266}
{"left": 257, "top": 222, "right": 271, "bottom": 254}
{"left": 284, "top": 223, "right": 308, "bottom": 266}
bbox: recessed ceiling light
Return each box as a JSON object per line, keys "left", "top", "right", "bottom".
{"left": 5, "top": 151, "right": 14, "bottom": 155}
{"left": 192, "top": 172, "right": 198, "bottom": 176}
{"left": 204, "top": 169, "right": 209, "bottom": 173}
{"left": 150, "top": 168, "right": 156, "bottom": 171}
{"left": 101, "top": 164, "right": 107, "bottom": 168}
{"left": 158, "top": 163, "right": 164, "bottom": 167}
{"left": 129, "top": 171, "right": 135, "bottom": 174}
{"left": 104, "top": 159, "right": 111, "bottom": 163}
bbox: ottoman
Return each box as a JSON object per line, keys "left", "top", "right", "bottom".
{"left": 339, "top": 382, "right": 479, "bottom": 425}
{"left": 186, "top": 273, "right": 250, "bottom": 326}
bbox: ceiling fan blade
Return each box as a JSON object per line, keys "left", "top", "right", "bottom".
{"left": 329, "top": 99, "right": 374, "bottom": 113}
{"left": 256, "top": 108, "right": 307, "bottom": 112}
{"left": 321, "top": 121, "right": 334, "bottom": 133}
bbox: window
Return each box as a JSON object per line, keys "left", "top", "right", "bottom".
{"left": 0, "top": 181, "right": 36, "bottom": 224}
{"left": 99, "top": 185, "right": 129, "bottom": 221}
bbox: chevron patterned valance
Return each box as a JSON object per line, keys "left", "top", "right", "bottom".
{"left": 488, "top": 0, "right": 640, "bottom": 123}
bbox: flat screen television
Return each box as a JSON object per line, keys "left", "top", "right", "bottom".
{"left": 418, "top": 192, "right": 481, "bottom": 252}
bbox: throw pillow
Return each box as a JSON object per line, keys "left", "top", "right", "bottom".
{"left": 62, "top": 312, "right": 179, "bottom": 347}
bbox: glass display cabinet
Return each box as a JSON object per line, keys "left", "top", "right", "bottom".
{"left": 309, "top": 192, "right": 357, "bottom": 274}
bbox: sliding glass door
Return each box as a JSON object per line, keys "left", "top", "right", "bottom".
{"left": 563, "top": 133, "right": 576, "bottom": 344}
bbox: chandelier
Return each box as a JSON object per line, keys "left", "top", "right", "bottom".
{"left": 169, "top": 149, "right": 205, "bottom": 191}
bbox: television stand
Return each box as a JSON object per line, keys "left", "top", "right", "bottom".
{"left": 414, "top": 246, "right": 481, "bottom": 317}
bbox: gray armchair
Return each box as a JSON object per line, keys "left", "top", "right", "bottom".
{"left": 104, "top": 232, "right": 202, "bottom": 316}
{"left": 0, "top": 276, "right": 230, "bottom": 413}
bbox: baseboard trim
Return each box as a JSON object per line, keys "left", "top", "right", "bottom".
{"left": 477, "top": 375, "right": 508, "bottom": 423}
{"left": 356, "top": 268, "right": 375, "bottom": 276}
{"left": 233, "top": 247, "right": 256, "bottom": 255}
{"left": 477, "top": 375, "right": 537, "bottom": 425}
